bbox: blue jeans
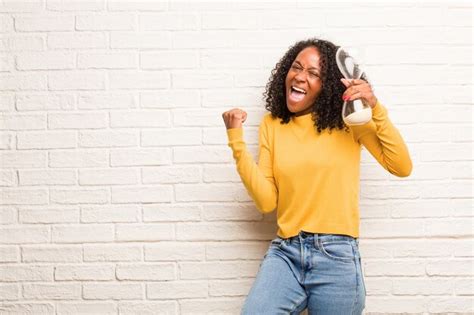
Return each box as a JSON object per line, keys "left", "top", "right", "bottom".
{"left": 241, "top": 230, "right": 366, "bottom": 315}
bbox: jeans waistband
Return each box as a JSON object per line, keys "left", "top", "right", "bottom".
{"left": 285, "top": 230, "right": 358, "bottom": 245}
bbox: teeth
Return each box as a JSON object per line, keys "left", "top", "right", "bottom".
{"left": 292, "top": 86, "right": 306, "bottom": 94}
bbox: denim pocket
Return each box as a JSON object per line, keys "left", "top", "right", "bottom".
{"left": 319, "top": 240, "right": 354, "bottom": 262}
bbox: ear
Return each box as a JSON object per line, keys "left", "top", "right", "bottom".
{"left": 340, "top": 78, "right": 350, "bottom": 88}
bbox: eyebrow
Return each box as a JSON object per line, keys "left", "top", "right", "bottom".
{"left": 294, "top": 60, "right": 320, "bottom": 72}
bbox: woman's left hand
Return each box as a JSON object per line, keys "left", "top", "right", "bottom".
{"left": 341, "top": 78, "right": 378, "bottom": 109}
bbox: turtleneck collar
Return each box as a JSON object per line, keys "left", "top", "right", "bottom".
{"left": 291, "top": 112, "right": 314, "bottom": 124}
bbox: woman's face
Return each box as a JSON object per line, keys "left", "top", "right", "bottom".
{"left": 285, "top": 46, "right": 323, "bottom": 116}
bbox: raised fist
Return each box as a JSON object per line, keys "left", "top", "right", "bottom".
{"left": 222, "top": 108, "right": 247, "bottom": 130}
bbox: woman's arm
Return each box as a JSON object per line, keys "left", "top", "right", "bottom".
{"left": 349, "top": 101, "right": 413, "bottom": 177}
{"left": 226, "top": 115, "right": 278, "bottom": 213}
{"left": 341, "top": 78, "right": 413, "bottom": 177}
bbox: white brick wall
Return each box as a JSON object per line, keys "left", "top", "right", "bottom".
{"left": 0, "top": 0, "right": 472, "bottom": 314}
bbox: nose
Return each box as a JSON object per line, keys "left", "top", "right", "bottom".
{"left": 294, "top": 70, "right": 307, "bottom": 82}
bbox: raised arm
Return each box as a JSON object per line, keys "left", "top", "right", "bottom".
{"left": 226, "top": 114, "right": 278, "bottom": 213}
{"left": 349, "top": 101, "right": 413, "bottom": 177}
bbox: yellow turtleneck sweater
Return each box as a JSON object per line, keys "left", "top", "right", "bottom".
{"left": 226, "top": 101, "right": 412, "bottom": 239}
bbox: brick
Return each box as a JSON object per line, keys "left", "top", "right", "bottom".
{"left": 55, "top": 264, "right": 115, "bottom": 281}
{"left": 56, "top": 302, "right": 116, "bottom": 315}
{"left": 110, "top": 148, "right": 171, "bottom": 166}
{"left": 145, "top": 242, "right": 205, "bottom": 261}
{"left": 78, "top": 92, "right": 135, "bottom": 110}
{"left": 22, "top": 205, "right": 77, "bottom": 230}
{"left": 0, "top": 16, "right": 13, "bottom": 32}
{"left": 49, "top": 149, "right": 108, "bottom": 168}
{"left": 209, "top": 279, "right": 253, "bottom": 297}
{"left": 118, "top": 301, "right": 177, "bottom": 315}
{"left": 172, "top": 71, "right": 233, "bottom": 89}
{"left": 140, "top": 90, "right": 199, "bottom": 109}
{"left": 141, "top": 51, "right": 198, "bottom": 69}
{"left": 52, "top": 224, "right": 114, "bottom": 243}
{"left": 0, "top": 0, "right": 42, "bottom": 12}
{"left": 0, "top": 226, "right": 49, "bottom": 244}
{"left": 180, "top": 298, "right": 244, "bottom": 314}
{"left": 202, "top": 165, "right": 242, "bottom": 182}
{"left": 16, "top": 93, "right": 74, "bottom": 111}
{"left": 392, "top": 277, "right": 454, "bottom": 295}
{"left": 0, "top": 35, "right": 43, "bottom": 51}
{"left": 14, "top": 15, "right": 74, "bottom": 31}
{"left": 420, "top": 181, "right": 472, "bottom": 199}
{"left": 142, "top": 128, "right": 202, "bottom": 146}
{"left": 18, "top": 169, "right": 76, "bottom": 186}
{"left": 147, "top": 281, "right": 207, "bottom": 299}
{"left": 48, "top": 71, "right": 106, "bottom": 91}
{"left": 180, "top": 261, "right": 260, "bottom": 280}
{"left": 16, "top": 51, "right": 74, "bottom": 70}
{"left": 0, "top": 303, "right": 54, "bottom": 314}
{"left": 202, "top": 203, "right": 262, "bottom": 221}
{"left": 116, "top": 263, "right": 175, "bottom": 280}
{"left": 111, "top": 186, "right": 173, "bottom": 203}
{"left": 1, "top": 189, "right": 48, "bottom": 205}
{"left": 76, "top": 13, "right": 135, "bottom": 31}
{"left": 0, "top": 93, "right": 14, "bottom": 111}
{"left": 141, "top": 166, "right": 201, "bottom": 184}
{"left": 0, "top": 265, "right": 52, "bottom": 281}
{"left": 84, "top": 244, "right": 142, "bottom": 262}
{"left": 0, "top": 170, "right": 15, "bottom": 186}
{"left": 107, "top": 1, "right": 167, "bottom": 11}
{"left": 426, "top": 259, "right": 473, "bottom": 276}
{"left": 173, "top": 147, "right": 233, "bottom": 163}
{"left": 47, "top": 32, "right": 107, "bottom": 49}
{"left": 201, "top": 51, "right": 263, "bottom": 69}
{"left": 172, "top": 31, "right": 233, "bottom": 49}
{"left": 83, "top": 283, "right": 143, "bottom": 300}
{"left": 0, "top": 134, "right": 13, "bottom": 149}
{"left": 361, "top": 220, "right": 424, "bottom": 238}
{"left": 110, "top": 110, "right": 170, "bottom": 127}
{"left": 22, "top": 245, "right": 82, "bottom": 263}
{"left": 111, "top": 31, "right": 171, "bottom": 49}
{"left": 428, "top": 297, "right": 473, "bottom": 313}
{"left": 201, "top": 88, "right": 263, "bottom": 108}
{"left": 0, "top": 246, "right": 19, "bottom": 262}
{"left": 0, "top": 283, "right": 19, "bottom": 300}
{"left": 79, "top": 169, "right": 139, "bottom": 185}
{"left": 202, "top": 12, "right": 258, "bottom": 30}
{"left": 364, "top": 260, "right": 425, "bottom": 276}
{"left": 0, "top": 113, "right": 45, "bottom": 130}
{"left": 78, "top": 52, "right": 137, "bottom": 69}
{"left": 206, "top": 241, "right": 268, "bottom": 261}
{"left": 176, "top": 183, "right": 252, "bottom": 202}
{"left": 143, "top": 204, "right": 201, "bottom": 222}
{"left": 81, "top": 205, "right": 140, "bottom": 223}
{"left": 17, "top": 131, "right": 76, "bottom": 149}
{"left": 50, "top": 188, "right": 109, "bottom": 205}
{"left": 139, "top": 13, "right": 198, "bottom": 30}
{"left": 365, "top": 297, "right": 426, "bottom": 313}
{"left": 0, "top": 206, "right": 16, "bottom": 223}
{"left": 115, "top": 223, "right": 174, "bottom": 242}
{"left": 46, "top": 1, "right": 104, "bottom": 11}
{"left": 262, "top": 10, "right": 325, "bottom": 29}
{"left": 177, "top": 222, "right": 276, "bottom": 241}
{"left": 79, "top": 130, "right": 138, "bottom": 148}
{"left": 22, "top": 283, "right": 81, "bottom": 300}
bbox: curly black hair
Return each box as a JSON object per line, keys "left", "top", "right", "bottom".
{"left": 263, "top": 38, "right": 368, "bottom": 134}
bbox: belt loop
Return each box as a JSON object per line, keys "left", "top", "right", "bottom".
{"left": 314, "top": 233, "right": 319, "bottom": 249}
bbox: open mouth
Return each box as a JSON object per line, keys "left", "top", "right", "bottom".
{"left": 289, "top": 85, "right": 307, "bottom": 102}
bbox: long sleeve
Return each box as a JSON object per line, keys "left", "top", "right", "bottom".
{"left": 349, "top": 101, "right": 413, "bottom": 177}
{"left": 226, "top": 116, "right": 278, "bottom": 213}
